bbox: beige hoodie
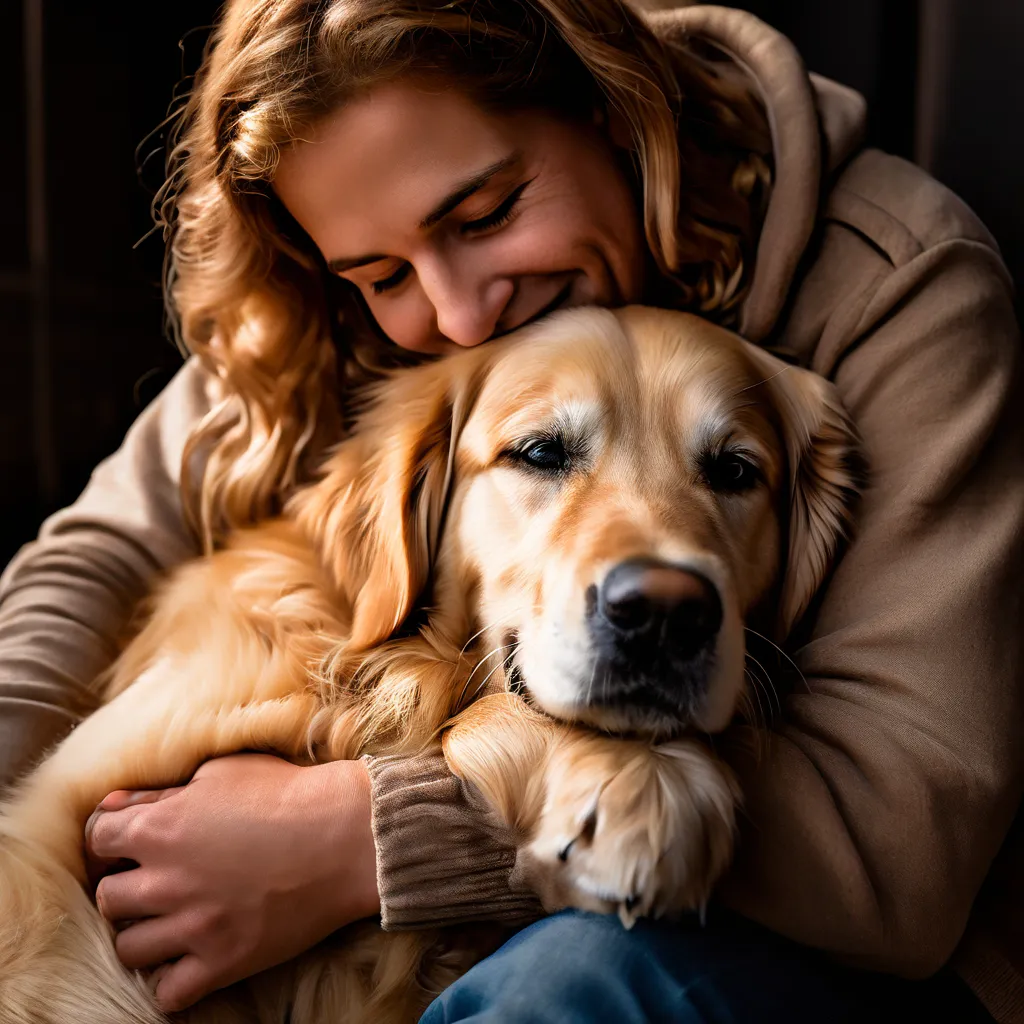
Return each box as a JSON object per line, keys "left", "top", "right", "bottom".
{"left": 1, "top": 6, "right": 1022, "bottom": 1018}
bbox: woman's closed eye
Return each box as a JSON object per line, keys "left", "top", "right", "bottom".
{"left": 460, "top": 179, "right": 533, "bottom": 235}
{"left": 371, "top": 262, "right": 412, "bottom": 295}
{"left": 369, "top": 179, "right": 534, "bottom": 295}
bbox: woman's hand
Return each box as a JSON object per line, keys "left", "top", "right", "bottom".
{"left": 83, "top": 753, "right": 379, "bottom": 1013}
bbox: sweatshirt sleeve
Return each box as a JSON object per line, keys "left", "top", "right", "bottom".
{"left": 0, "top": 359, "right": 210, "bottom": 787}
{"left": 717, "top": 236, "right": 1024, "bottom": 978}
{"left": 366, "top": 751, "right": 544, "bottom": 929}
{"left": 368, "top": 237, "right": 1024, "bottom": 965}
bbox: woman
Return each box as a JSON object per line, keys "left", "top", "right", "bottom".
{"left": 1, "top": 0, "right": 1021, "bottom": 1020}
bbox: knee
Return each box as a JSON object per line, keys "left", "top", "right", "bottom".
{"left": 421, "top": 911, "right": 711, "bottom": 1023}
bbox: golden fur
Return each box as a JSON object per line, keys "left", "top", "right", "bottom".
{"left": 0, "top": 308, "right": 859, "bottom": 1023}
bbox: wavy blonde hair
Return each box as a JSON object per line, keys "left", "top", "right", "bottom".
{"left": 157, "top": 0, "right": 772, "bottom": 549}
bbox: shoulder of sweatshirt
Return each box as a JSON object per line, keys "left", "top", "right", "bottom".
{"left": 824, "top": 148, "right": 1004, "bottom": 269}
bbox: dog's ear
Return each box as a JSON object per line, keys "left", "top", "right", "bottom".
{"left": 293, "top": 357, "right": 481, "bottom": 653}
{"left": 745, "top": 347, "right": 863, "bottom": 638}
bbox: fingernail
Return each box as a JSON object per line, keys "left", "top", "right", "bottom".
{"left": 146, "top": 964, "right": 169, "bottom": 995}
{"left": 99, "top": 790, "right": 144, "bottom": 810}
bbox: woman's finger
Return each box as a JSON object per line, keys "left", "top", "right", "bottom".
{"left": 85, "top": 806, "right": 135, "bottom": 861}
{"left": 114, "top": 916, "right": 189, "bottom": 971}
{"left": 152, "top": 953, "right": 214, "bottom": 1014}
{"left": 98, "top": 788, "right": 176, "bottom": 812}
{"left": 145, "top": 962, "right": 173, "bottom": 998}
{"left": 95, "top": 866, "right": 172, "bottom": 923}
{"left": 85, "top": 786, "right": 185, "bottom": 862}
{"left": 83, "top": 812, "right": 136, "bottom": 891}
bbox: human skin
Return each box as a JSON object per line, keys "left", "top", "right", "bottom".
{"left": 84, "top": 77, "right": 648, "bottom": 1013}
{"left": 87, "top": 755, "right": 377, "bottom": 1011}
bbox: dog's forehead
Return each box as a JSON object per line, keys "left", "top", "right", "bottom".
{"left": 468, "top": 307, "right": 766, "bottom": 434}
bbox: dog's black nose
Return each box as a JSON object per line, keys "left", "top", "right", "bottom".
{"left": 598, "top": 558, "right": 722, "bottom": 660}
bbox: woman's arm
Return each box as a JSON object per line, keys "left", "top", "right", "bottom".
{"left": 0, "top": 359, "right": 208, "bottom": 787}
{"left": 718, "top": 231, "right": 1024, "bottom": 978}
{"left": 367, "top": 751, "right": 544, "bottom": 929}
{"left": 368, "top": 212, "right": 1024, "bottom": 975}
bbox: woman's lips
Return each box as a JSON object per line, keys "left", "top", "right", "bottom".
{"left": 531, "top": 279, "right": 575, "bottom": 323}
{"left": 492, "top": 278, "right": 577, "bottom": 341}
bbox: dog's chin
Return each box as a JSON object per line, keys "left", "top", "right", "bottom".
{"left": 512, "top": 639, "right": 727, "bottom": 738}
{"left": 559, "top": 701, "right": 688, "bottom": 740}
{"left": 510, "top": 664, "right": 694, "bottom": 740}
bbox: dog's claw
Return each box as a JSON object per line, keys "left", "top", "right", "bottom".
{"left": 618, "top": 894, "right": 642, "bottom": 930}
{"left": 559, "top": 805, "right": 597, "bottom": 862}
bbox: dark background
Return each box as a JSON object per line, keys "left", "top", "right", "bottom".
{"left": 2, "top": 0, "right": 1022, "bottom": 568}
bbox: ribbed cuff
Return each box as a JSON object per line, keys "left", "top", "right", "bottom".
{"left": 364, "top": 749, "right": 544, "bottom": 931}
{"left": 953, "top": 926, "right": 1024, "bottom": 1024}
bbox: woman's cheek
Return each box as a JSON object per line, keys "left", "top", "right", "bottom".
{"left": 366, "top": 289, "right": 438, "bottom": 353}
{"left": 499, "top": 216, "right": 580, "bottom": 273}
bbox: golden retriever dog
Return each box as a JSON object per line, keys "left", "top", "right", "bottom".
{"left": 0, "top": 307, "right": 859, "bottom": 1024}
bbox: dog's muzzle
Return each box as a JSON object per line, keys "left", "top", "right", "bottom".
{"left": 585, "top": 557, "right": 722, "bottom": 722}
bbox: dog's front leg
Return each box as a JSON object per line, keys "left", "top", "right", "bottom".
{"left": 519, "top": 733, "right": 740, "bottom": 927}
{"left": 444, "top": 696, "right": 739, "bottom": 928}
{"left": 442, "top": 692, "right": 564, "bottom": 839}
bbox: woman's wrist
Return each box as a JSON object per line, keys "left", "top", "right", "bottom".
{"left": 298, "top": 758, "right": 381, "bottom": 925}
{"left": 365, "top": 750, "right": 544, "bottom": 931}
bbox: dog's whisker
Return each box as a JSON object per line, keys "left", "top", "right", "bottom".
{"left": 735, "top": 364, "right": 791, "bottom": 394}
{"left": 744, "top": 627, "right": 810, "bottom": 694}
{"left": 737, "top": 678, "right": 770, "bottom": 761}
{"left": 457, "top": 643, "right": 515, "bottom": 709}
{"left": 737, "top": 680, "right": 753, "bottom": 723}
{"left": 750, "top": 676, "right": 777, "bottom": 728}
{"left": 467, "top": 643, "right": 515, "bottom": 678}
{"left": 457, "top": 607, "right": 530, "bottom": 660}
{"left": 598, "top": 663, "right": 611, "bottom": 708}
{"left": 746, "top": 676, "right": 766, "bottom": 729}
{"left": 585, "top": 654, "right": 598, "bottom": 707}
{"left": 744, "top": 652, "right": 782, "bottom": 720}
{"left": 497, "top": 645, "right": 521, "bottom": 691}
{"left": 741, "top": 669, "right": 766, "bottom": 729}
{"left": 467, "top": 645, "right": 519, "bottom": 705}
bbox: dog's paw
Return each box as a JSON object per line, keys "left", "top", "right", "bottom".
{"left": 517, "top": 737, "right": 739, "bottom": 927}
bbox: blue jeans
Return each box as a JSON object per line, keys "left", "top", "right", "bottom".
{"left": 419, "top": 909, "right": 993, "bottom": 1023}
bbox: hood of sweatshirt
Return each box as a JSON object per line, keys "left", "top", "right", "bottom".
{"left": 648, "top": 4, "right": 868, "bottom": 341}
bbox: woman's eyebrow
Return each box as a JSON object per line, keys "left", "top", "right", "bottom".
{"left": 327, "top": 252, "right": 388, "bottom": 273}
{"left": 326, "top": 151, "right": 522, "bottom": 274}
{"left": 419, "top": 152, "right": 521, "bottom": 229}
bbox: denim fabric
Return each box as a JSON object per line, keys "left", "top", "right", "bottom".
{"left": 419, "top": 908, "right": 993, "bottom": 1023}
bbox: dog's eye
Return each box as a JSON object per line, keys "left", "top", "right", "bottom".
{"left": 702, "top": 451, "right": 760, "bottom": 493}
{"left": 512, "top": 439, "right": 571, "bottom": 472}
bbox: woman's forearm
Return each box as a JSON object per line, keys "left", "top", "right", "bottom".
{"left": 368, "top": 232, "right": 1024, "bottom": 968}
{"left": 366, "top": 750, "right": 544, "bottom": 931}
{"left": 720, "top": 233, "right": 1024, "bottom": 977}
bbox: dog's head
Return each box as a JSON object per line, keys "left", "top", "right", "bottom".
{"left": 298, "top": 307, "right": 860, "bottom": 738}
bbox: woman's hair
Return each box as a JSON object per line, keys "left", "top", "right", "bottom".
{"left": 158, "top": 0, "right": 772, "bottom": 548}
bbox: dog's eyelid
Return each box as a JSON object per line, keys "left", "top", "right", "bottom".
{"left": 724, "top": 444, "right": 762, "bottom": 466}
{"left": 696, "top": 432, "right": 761, "bottom": 464}
{"left": 697, "top": 443, "right": 765, "bottom": 493}
{"left": 496, "top": 429, "right": 591, "bottom": 474}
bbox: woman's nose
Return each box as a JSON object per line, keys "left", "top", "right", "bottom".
{"left": 423, "top": 264, "right": 513, "bottom": 348}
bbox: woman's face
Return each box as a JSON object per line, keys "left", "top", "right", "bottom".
{"left": 274, "top": 79, "right": 647, "bottom": 354}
